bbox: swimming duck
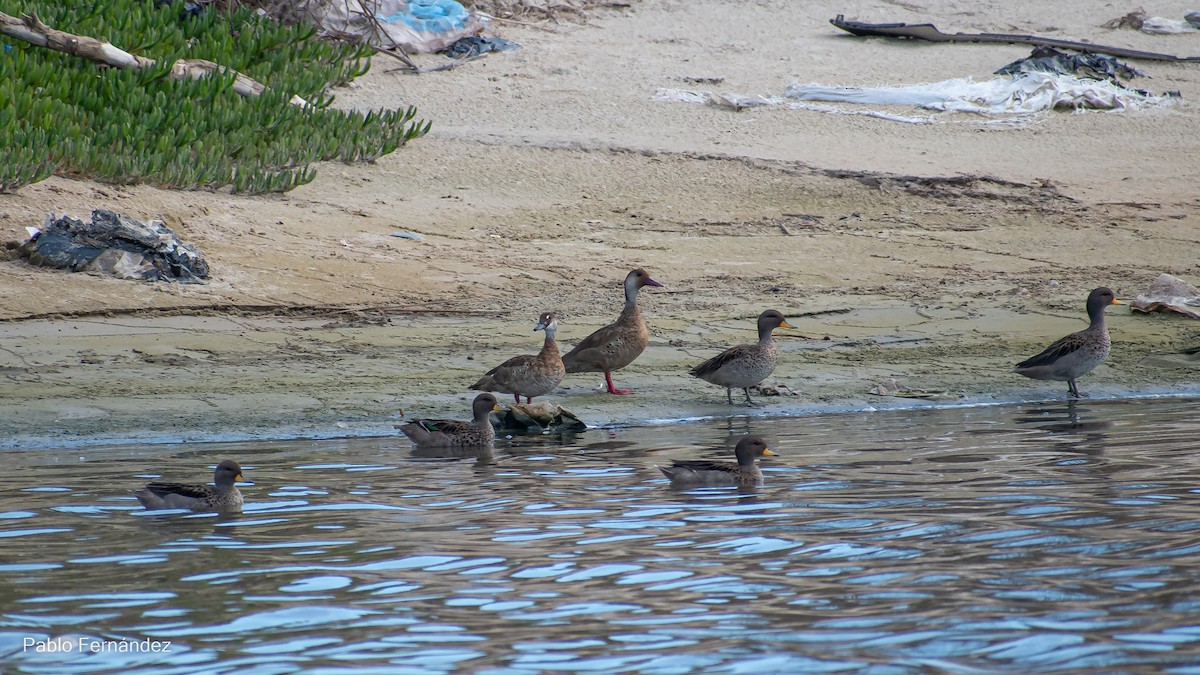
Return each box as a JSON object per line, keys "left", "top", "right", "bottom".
{"left": 470, "top": 312, "right": 566, "bottom": 404}
{"left": 398, "top": 393, "right": 501, "bottom": 447}
{"left": 658, "top": 435, "right": 776, "bottom": 487}
{"left": 133, "top": 459, "right": 247, "bottom": 513}
{"left": 562, "top": 268, "right": 662, "bottom": 395}
{"left": 1014, "top": 287, "right": 1125, "bottom": 398}
{"left": 689, "top": 309, "right": 793, "bottom": 405}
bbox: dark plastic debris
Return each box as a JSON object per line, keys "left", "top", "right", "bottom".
{"left": 15, "top": 209, "right": 209, "bottom": 283}
{"left": 440, "top": 35, "right": 519, "bottom": 60}
{"left": 995, "top": 47, "right": 1142, "bottom": 82}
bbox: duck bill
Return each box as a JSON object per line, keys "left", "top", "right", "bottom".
{"left": 1111, "top": 298, "right": 1127, "bottom": 305}
{"left": 645, "top": 277, "right": 663, "bottom": 288}
{"left": 236, "top": 474, "right": 253, "bottom": 484}
{"left": 779, "top": 320, "right": 795, "bottom": 329}
{"left": 761, "top": 449, "right": 777, "bottom": 456}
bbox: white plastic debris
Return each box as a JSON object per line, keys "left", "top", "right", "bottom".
{"left": 655, "top": 59, "right": 1174, "bottom": 124}
{"left": 1140, "top": 16, "right": 1199, "bottom": 34}
{"left": 786, "top": 73, "right": 1168, "bottom": 114}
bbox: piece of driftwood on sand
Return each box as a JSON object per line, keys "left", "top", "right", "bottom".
{"left": 0, "top": 11, "right": 309, "bottom": 107}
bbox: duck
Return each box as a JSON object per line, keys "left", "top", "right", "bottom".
{"left": 1014, "top": 287, "right": 1125, "bottom": 398}
{"left": 689, "top": 309, "right": 793, "bottom": 405}
{"left": 470, "top": 312, "right": 566, "bottom": 404}
{"left": 658, "top": 435, "right": 777, "bottom": 487}
{"left": 133, "top": 459, "right": 248, "bottom": 513}
{"left": 562, "top": 267, "right": 662, "bottom": 395}
{"left": 398, "top": 392, "right": 501, "bottom": 447}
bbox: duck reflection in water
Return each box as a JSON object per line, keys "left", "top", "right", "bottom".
{"left": 1014, "top": 399, "right": 1114, "bottom": 456}
{"left": 409, "top": 444, "right": 497, "bottom": 467}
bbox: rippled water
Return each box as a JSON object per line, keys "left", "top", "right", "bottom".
{"left": 3, "top": 398, "right": 1200, "bottom": 673}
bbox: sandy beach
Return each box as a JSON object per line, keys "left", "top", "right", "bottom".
{"left": 1, "top": 0, "right": 1198, "bottom": 447}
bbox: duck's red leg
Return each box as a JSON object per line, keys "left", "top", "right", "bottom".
{"left": 605, "top": 371, "right": 633, "bottom": 395}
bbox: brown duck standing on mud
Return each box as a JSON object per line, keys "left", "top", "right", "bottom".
{"left": 398, "top": 393, "right": 502, "bottom": 447}
{"left": 658, "top": 435, "right": 777, "bottom": 487}
{"left": 133, "top": 459, "right": 248, "bottom": 513}
{"left": 471, "top": 312, "right": 566, "bottom": 404}
{"left": 1014, "top": 287, "right": 1125, "bottom": 398}
{"left": 690, "top": 309, "right": 793, "bottom": 405}
{"left": 562, "top": 268, "right": 662, "bottom": 395}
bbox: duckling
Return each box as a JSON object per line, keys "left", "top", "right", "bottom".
{"left": 690, "top": 310, "right": 793, "bottom": 405}
{"left": 133, "top": 459, "right": 247, "bottom": 513}
{"left": 398, "top": 393, "right": 501, "bottom": 447}
{"left": 562, "top": 267, "right": 662, "bottom": 395}
{"left": 1014, "top": 287, "right": 1125, "bottom": 398}
{"left": 658, "top": 435, "right": 776, "bottom": 487}
{"left": 471, "top": 312, "right": 566, "bottom": 404}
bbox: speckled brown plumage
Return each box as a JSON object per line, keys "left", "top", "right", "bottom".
{"left": 658, "top": 435, "right": 777, "bottom": 487}
{"left": 1014, "top": 287, "right": 1125, "bottom": 398}
{"left": 690, "top": 310, "right": 793, "bottom": 405}
{"left": 562, "top": 268, "right": 662, "bottom": 395}
{"left": 398, "top": 393, "right": 501, "bottom": 447}
{"left": 133, "top": 459, "right": 247, "bottom": 513}
{"left": 471, "top": 312, "right": 566, "bottom": 404}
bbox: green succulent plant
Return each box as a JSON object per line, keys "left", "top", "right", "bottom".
{"left": 0, "top": 1, "right": 429, "bottom": 194}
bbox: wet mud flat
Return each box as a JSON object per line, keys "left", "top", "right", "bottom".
{"left": 0, "top": 293, "right": 1196, "bottom": 449}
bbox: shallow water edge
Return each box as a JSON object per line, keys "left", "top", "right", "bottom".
{"left": 5, "top": 386, "right": 1200, "bottom": 451}
{"left": 1, "top": 308, "right": 1197, "bottom": 451}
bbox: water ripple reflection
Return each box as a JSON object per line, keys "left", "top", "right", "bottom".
{"left": 2, "top": 399, "right": 1200, "bottom": 672}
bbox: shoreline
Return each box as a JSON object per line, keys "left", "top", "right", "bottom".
{"left": 1, "top": 306, "right": 1195, "bottom": 451}
{"left": 9, "top": 387, "right": 1200, "bottom": 452}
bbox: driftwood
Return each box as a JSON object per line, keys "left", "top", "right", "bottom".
{"left": 0, "top": 11, "right": 309, "bottom": 107}
{"left": 831, "top": 14, "right": 1200, "bottom": 63}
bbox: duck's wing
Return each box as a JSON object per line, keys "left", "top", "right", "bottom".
{"left": 474, "top": 354, "right": 541, "bottom": 391}
{"left": 563, "top": 323, "right": 643, "bottom": 373}
{"left": 564, "top": 322, "right": 623, "bottom": 357}
{"left": 1016, "top": 330, "right": 1087, "bottom": 369}
{"left": 666, "top": 459, "right": 741, "bottom": 476}
{"left": 487, "top": 354, "right": 540, "bottom": 382}
{"left": 689, "top": 344, "right": 754, "bottom": 378}
{"left": 413, "top": 418, "right": 473, "bottom": 436}
{"left": 142, "top": 481, "right": 213, "bottom": 500}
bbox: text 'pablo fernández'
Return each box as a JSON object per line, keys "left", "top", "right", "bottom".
{"left": 24, "top": 637, "right": 173, "bottom": 653}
